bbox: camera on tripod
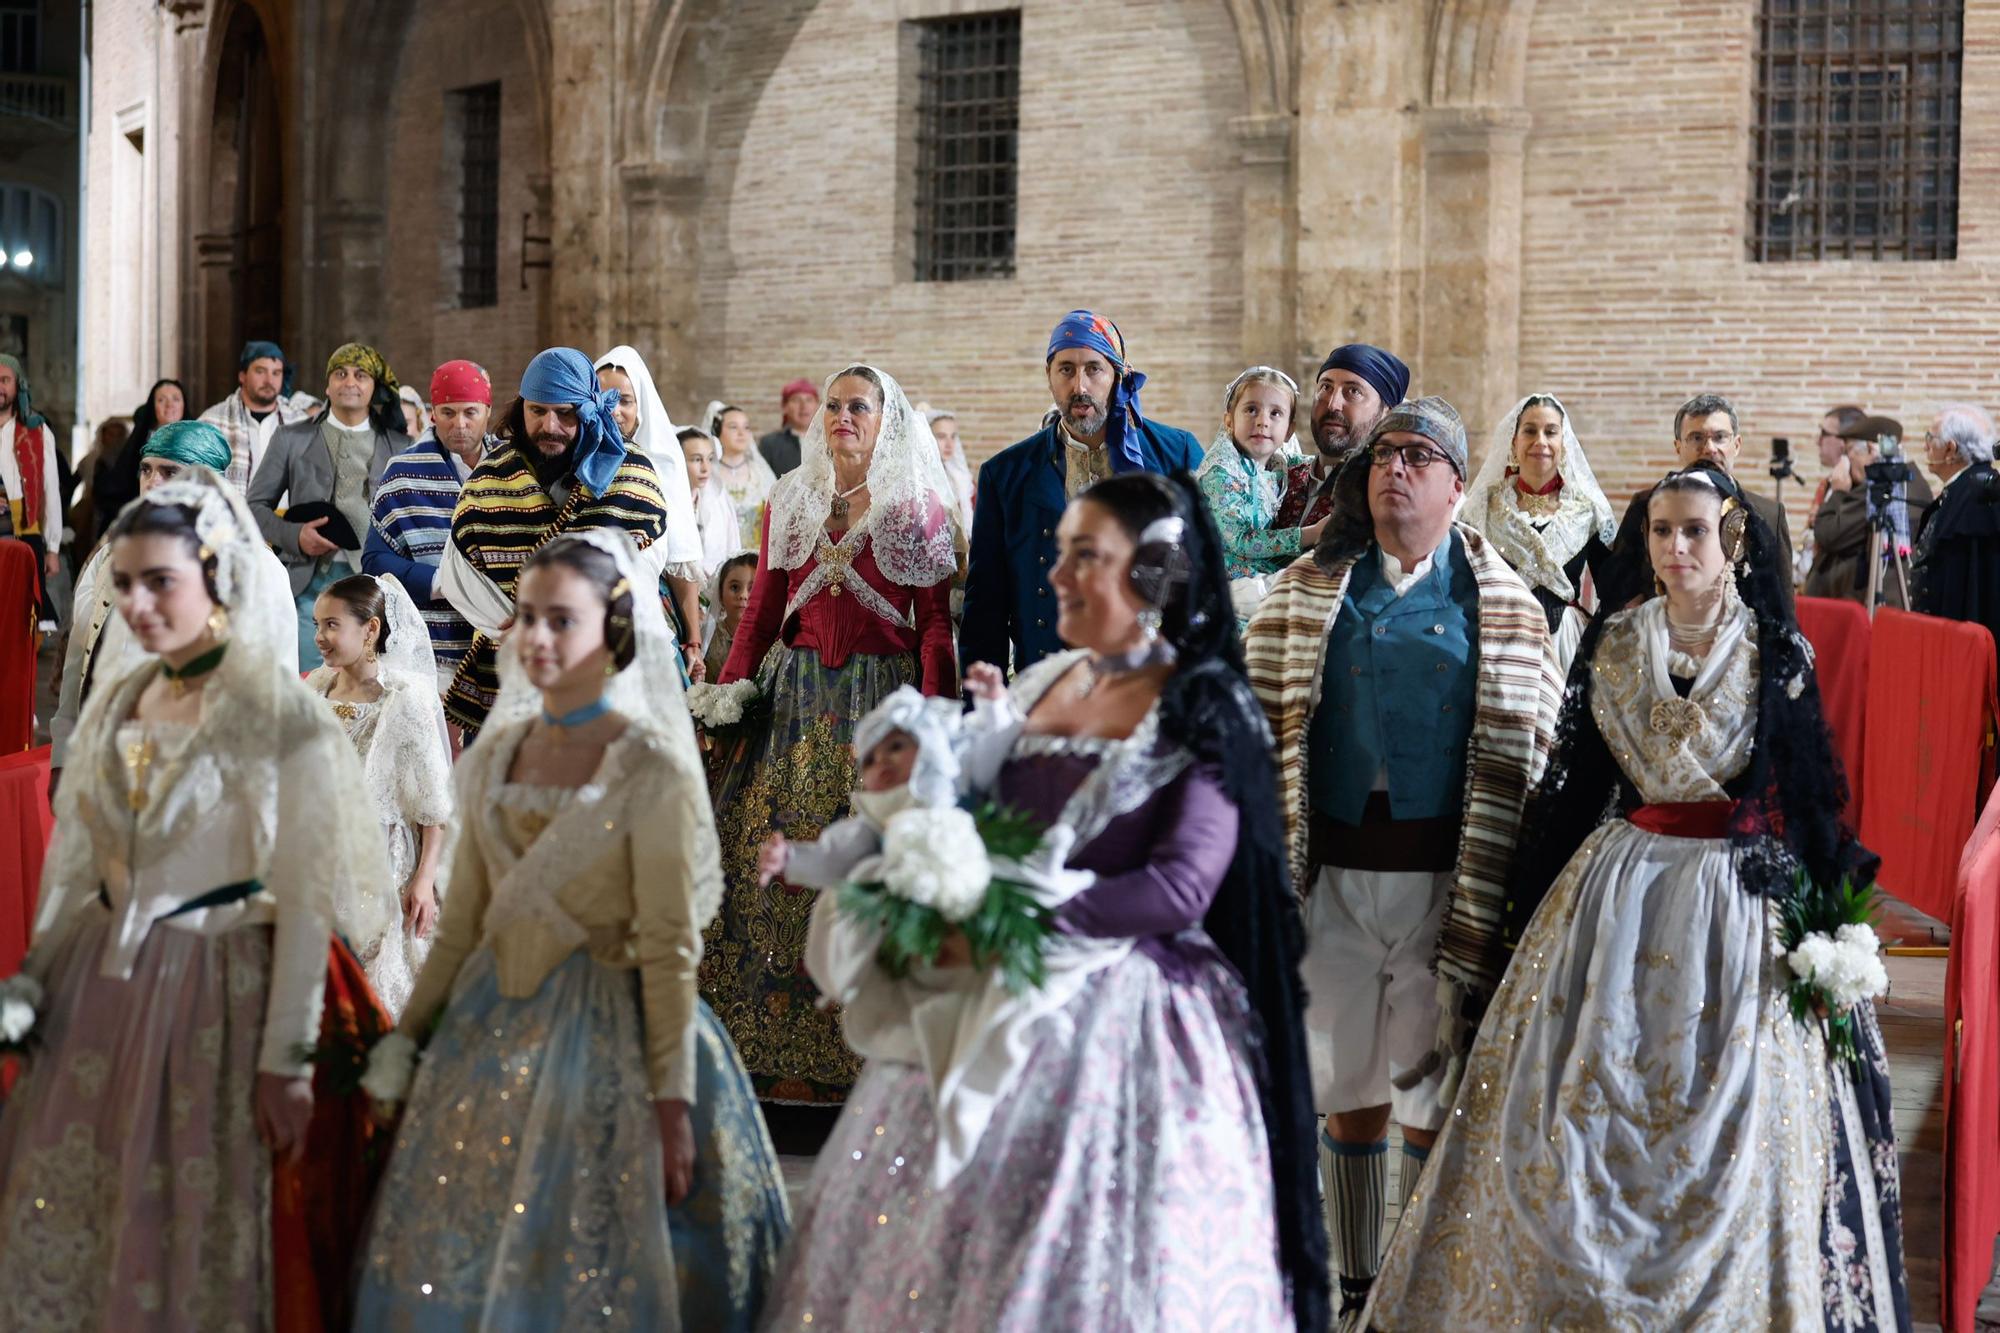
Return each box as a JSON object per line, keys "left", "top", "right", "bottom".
{"left": 1864, "top": 435, "right": 1915, "bottom": 510}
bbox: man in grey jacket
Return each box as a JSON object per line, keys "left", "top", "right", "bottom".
{"left": 247, "top": 341, "right": 408, "bottom": 666}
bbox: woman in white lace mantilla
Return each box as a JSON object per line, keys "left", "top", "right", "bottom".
{"left": 704, "top": 365, "right": 959, "bottom": 1104}
{"left": 0, "top": 480, "right": 390, "bottom": 1331}
{"left": 1461, "top": 393, "right": 1617, "bottom": 673}
{"left": 1366, "top": 463, "right": 1909, "bottom": 1331}
{"left": 352, "top": 529, "right": 789, "bottom": 1332}
{"left": 307, "top": 572, "right": 454, "bottom": 1018}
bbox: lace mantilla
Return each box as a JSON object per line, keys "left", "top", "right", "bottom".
{"left": 1462, "top": 393, "right": 1616, "bottom": 603}
{"left": 764, "top": 365, "right": 958, "bottom": 588}
{"left": 1007, "top": 649, "right": 1194, "bottom": 846}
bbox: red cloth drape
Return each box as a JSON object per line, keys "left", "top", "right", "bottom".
{"left": 0, "top": 540, "right": 36, "bottom": 755}
{"left": 0, "top": 745, "right": 49, "bottom": 977}
{"left": 1860, "top": 608, "right": 1997, "bottom": 921}
{"left": 1944, "top": 789, "right": 2000, "bottom": 1331}
{"left": 1796, "top": 594, "right": 1873, "bottom": 831}
{"left": 272, "top": 938, "right": 391, "bottom": 1333}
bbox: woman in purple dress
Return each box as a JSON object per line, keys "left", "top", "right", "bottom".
{"left": 765, "top": 472, "right": 1329, "bottom": 1331}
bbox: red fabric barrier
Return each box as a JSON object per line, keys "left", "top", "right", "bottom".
{"left": 1860, "top": 608, "right": 1997, "bottom": 921}
{"left": 0, "top": 540, "right": 36, "bottom": 755}
{"left": 1945, "top": 787, "right": 2000, "bottom": 1331}
{"left": 1796, "top": 594, "right": 1873, "bottom": 830}
{"left": 0, "top": 745, "right": 50, "bottom": 976}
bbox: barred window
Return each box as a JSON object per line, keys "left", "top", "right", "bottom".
{"left": 449, "top": 82, "right": 502, "bottom": 308}
{"left": 911, "top": 11, "right": 1020, "bottom": 283}
{"left": 0, "top": 0, "right": 39, "bottom": 76}
{"left": 1749, "top": 0, "right": 1963, "bottom": 261}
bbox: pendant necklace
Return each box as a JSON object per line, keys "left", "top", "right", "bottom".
{"left": 830, "top": 478, "right": 867, "bottom": 522}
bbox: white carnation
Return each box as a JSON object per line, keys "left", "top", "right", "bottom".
{"left": 687, "top": 679, "right": 759, "bottom": 729}
{"left": 1787, "top": 923, "right": 1889, "bottom": 1011}
{"left": 877, "top": 806, "right": 992, "bottom": 922}
{"left": 0, "top": 973, "right": 41, "bottom": 1044}
{"left": 360, "top": 1031, "right": 419, "bottom": 1104}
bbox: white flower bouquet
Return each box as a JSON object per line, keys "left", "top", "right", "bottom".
{"left": 0, "top": 973, "right": 44, "bottom": 1051}
{"left": 686, "top": 678, "right": 766, "bottom": 736}
{"left": 1781, "top": 874, "right": 1889, "bottom": 1064}
{"left": 838, "top": 803, "right": 1055, "bottom": 994}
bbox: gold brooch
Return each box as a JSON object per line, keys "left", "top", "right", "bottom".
{"left": 1516, "top": 490, "right": 1561, "bottom": 520}
{"left": 1648, "top": 697, "right": 1705, "bottom": 743}
{"left": 333, "top": 702, "right": 360, "bottom": 722}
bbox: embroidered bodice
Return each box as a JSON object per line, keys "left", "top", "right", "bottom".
{"left": 1590, "top": 600, "right": 1759, "bottom": 805}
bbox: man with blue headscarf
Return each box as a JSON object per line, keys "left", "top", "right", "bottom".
{"left": 436, "top": 347, "right": 668, "bottom": 735}
{"left": 197, "top": 339, "right": 313, "bottom": 493}
{"left": 959, "top": 310, "right": 1204, "bottom": 674}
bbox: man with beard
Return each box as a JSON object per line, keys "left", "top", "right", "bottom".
{"left": 0, "top": 353, "right": 64, "bottom": 619}
{"left": 1274, "top": 344, "right": 1410, "bottom": 536}
{"left": 248, "top": 342, "right": 411, "bottom": 667}
{"left": 366, "top": 359, "right": 498, "bottom": 692}
{"left": 198, "top": 340, "right": 313, "bottom": 492}
{"left": 437, "top": 347, "right": 668, "bottom": 735}
{"left": 960, "top": 309, "right": 1204, "bottom": 674}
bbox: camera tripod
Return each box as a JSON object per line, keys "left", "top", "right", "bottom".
{"left": 1862, "top": 506, "right": 1913, "bottom": 617}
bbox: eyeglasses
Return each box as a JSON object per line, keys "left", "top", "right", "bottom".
{"left": 1370, "top": 442, "right": 1451, "bottom": 470}
{"left": 1923, "top": 431, "right": 1946, "bottom": 447}
{"left": 1680, "top": 431, "right": 1737, "bottom": 449}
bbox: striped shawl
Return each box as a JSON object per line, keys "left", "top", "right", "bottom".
{"left": 1244, "top": 525, "right": 1561, "bottom": 1073}
{"left": 443, "top": 442, "right": 667, "bottom": 732}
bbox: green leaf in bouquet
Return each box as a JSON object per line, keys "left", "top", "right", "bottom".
{"left": 971, "top": 802, "right": 1047, "bottom": 862}
{"left": 963, "top": 878, "right": 1054, "bottom": 995}
{"left": 838, "top": 882, "right": 951, "bottom": 978}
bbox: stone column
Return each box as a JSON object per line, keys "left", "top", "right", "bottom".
{"left": 544, "top": 0, "right": 618, "bottom": 352}
{"left": 1419, "top": 105, "right": 1530, "bottom": 442}
{"left": 616, "top": 158, "right": 704, "bottom": 405}
{"left": 1291, "top": 0, "right": 1427, "bottom": 377}
{"left": 1232, "top": 113, "right": 1295, "bottom": 372}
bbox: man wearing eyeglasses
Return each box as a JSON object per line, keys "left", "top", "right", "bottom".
{"left": 1608, "top": 393, "right": 1797, "bottom": 612}
{"left": 1245, "top": 396, "right": 1560, "bottom": 1326}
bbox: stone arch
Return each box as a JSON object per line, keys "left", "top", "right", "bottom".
{"left": 1427, "top": 0, "right": 1538, "bottom": 109}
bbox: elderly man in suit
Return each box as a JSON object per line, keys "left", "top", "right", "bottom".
{"left": 959, "top": 309, "right": 1204, "bottom": 676}
{"left": 247, "top": 342, "right": 408, "bottom": 667}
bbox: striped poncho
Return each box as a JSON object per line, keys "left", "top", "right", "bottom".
{"left": 443, "top": 441, "right": 667, "bottom": 732}
{"left": 365, "top": 435, "right": 483, "bottom": 682}
{"left": 1244, "top": 524, "right": 1561, "bottom": 1096}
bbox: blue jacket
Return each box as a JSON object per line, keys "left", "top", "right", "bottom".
{"left": 960, "top": 417, "right": 1205, "bottom": 674}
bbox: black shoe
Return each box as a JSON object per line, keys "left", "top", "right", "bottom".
{"left": 1336, "top": 1277, "right": 1374, "bottom": 1330}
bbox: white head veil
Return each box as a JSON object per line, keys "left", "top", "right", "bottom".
{"left": 924, "top": 408, "right": 976, "bottom": 534}
{"left": 765, "top": 365, "right": 959, "bottom": 587}
{"left": 486, "top": 526, "right": 704, "bottom": 763}
{"left": 142, "top": 470, "right": 302, "bottom": 665}
{"left": 593, "top": 346, "right": 702, "bottom": 579}
{"left": 1464, "top": 393, "right": 1617, "bottom": 547}
{"left": 852, "top": 684, "right": 965, "bottom": 808}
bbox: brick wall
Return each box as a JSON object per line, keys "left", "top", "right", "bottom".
{"left": 1515, "top": 0, "right": 2000, "bottom": 541}
{"left": 690, "top": 0, "right": 1248, "bottom": 465}
{"left": 381, "top": 0, "right": 548, "bottom": 401}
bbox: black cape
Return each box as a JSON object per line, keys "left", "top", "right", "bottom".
{"left": 1912, "top": 462, "right": 2000, "bottom": 652}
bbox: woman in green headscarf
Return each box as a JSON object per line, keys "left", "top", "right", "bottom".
{"left": 50, "top": 423, "right": 300, "bottom": 781}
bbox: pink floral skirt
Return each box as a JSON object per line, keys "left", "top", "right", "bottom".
{"left": 0, "top": 904, "right": 272, "bottom": 1331}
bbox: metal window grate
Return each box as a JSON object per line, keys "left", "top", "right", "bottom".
{"left": 0, "top": 0, "right": 40, "bottom": 77}
{"left": 913, "top": 10, "right": 1020, "bottom": 283}
{"left": 451, "top": 82, "right": 502, "bottom": 308}
{"left": 1749, "top": 0, "right": 1962, "bottom": 262}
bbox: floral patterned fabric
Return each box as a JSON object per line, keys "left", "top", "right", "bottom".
{"left": 762, "top": 956, "right": 1289, "bottom": 1331}
{"left": 1194, "top": 438, "right": 1307, "bottom": 581}
{"left": 701, "top": 645, "right": 917, "bottom": 1102}
{"left": 0, "top": 905, "right": 274, "bottom": 1331}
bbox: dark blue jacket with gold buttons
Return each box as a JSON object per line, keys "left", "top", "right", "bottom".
{"left": 959, "top": 417, "right": 1204, "bottom": 675}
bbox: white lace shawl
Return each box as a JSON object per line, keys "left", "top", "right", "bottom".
{"left": 595, "top": 345, "right": 702, "bottom": 579}
{"left": 1462, "top": 394, "right": 1617, "bottom": 604}
{"left": 308, "top": 667, "right": 455, "bottom": 836}
{"left": 763, "top": 365, "right": 959, "bottom": 588}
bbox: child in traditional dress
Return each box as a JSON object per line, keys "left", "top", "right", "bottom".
{"left": 702, "top": 551, "right": 758, "bottom": 685}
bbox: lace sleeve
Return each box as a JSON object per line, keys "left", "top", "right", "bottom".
{"left": 375, "top": 678, "right": 456, "bottom": 830}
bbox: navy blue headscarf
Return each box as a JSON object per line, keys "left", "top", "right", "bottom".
{"left": 1316, "top": 343, "right": 1410, "bottom": 411}
{"left": 239, "top": 339, "right": 295, "bottom": 398}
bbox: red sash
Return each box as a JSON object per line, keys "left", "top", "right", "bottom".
{"left": 10, "top": 422, "right": 43, "bottom": 534}
{"left": 272, "top": 938, "right": 391, "bottom": 1333}
{"left": 1627, "top": 801, "right": 1733, "bottom": 839}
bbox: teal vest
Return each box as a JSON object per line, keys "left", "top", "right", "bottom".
{"left": 1308, "top": 535, "right": 1480, "bottom": 824}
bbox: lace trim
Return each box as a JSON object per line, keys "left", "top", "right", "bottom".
{"left": 1004, "top": 649, "right": 1194, "bottom": 846}
{"left": 778, "top": 529, "right": 913, "bottom": 631}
